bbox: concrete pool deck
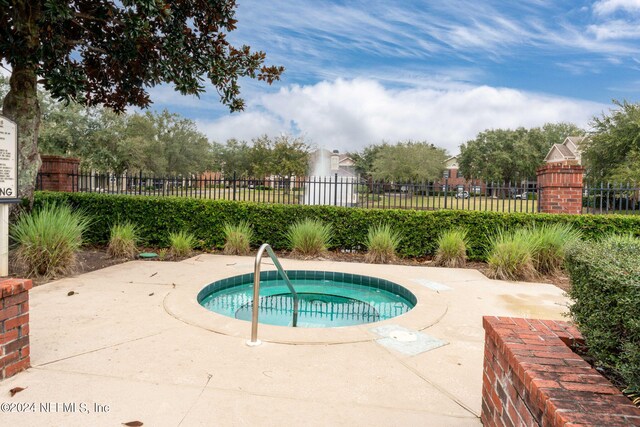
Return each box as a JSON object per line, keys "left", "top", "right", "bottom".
{"left": 0, "top": 255, "right": 570, "bottom": 426}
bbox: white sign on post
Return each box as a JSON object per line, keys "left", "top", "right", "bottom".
{"left": 0, "top": 115, "right": 19, "bottom": 276}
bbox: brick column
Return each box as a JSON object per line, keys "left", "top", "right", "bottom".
{"left": 536, "top": 162, "right": 584, "bottom": 214}
{"left": 0, "top": 278, "right": 32, "bottom": 380}
{"left": 39, "top": 155, "right": 80, "bottom": 192}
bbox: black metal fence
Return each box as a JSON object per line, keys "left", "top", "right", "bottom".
{"left": 38, "top": 170, "right": 640, "bottom": 214}
{"left": 583, "top": 182, "right": 640, "bottom": 214}
{"left": 37, "top": 170, "right": 544, "bottom": 213}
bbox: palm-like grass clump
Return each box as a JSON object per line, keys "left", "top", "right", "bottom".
{"left": 364, "top": 224, "right": 402, "bottom": 264}
{"left": 528, "top": 223, "right": 581, "bottom": 275}
{"left": 486, "top": 229, "right": 538, "bottom": 281}
{"left": 433, "top": 229, "right": 468, "bottom": 268}
{"left": 286, "top": 218, "right": 332, "bottom": 257}
{"left": 11, "top": 204, "right": 90, "bottom": 278}
{"left": 222, "top": 221, "right": 253, "bottom": 255}
{"left": 169, "top": 230, "right": 197, "bottom": 258}
{"left": 107, "top": 222, "right": 139, "bottom": 259}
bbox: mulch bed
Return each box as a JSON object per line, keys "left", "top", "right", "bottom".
{"left": 10, "top": 246, "right": 571, "bottom": 291}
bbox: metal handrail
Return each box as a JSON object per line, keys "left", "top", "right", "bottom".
{"left": 247, "top": 243, "right": 299, "bottom": 346}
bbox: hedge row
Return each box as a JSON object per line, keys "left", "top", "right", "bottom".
{"left": 33, "top": 191, "right": 640, "bottom": 260}
{"left": 566, "top": 238, "right": 640, "bottom": 391}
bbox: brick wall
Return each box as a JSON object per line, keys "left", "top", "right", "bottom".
{"left": 482, "top": 316, "right": 640, "bottom": 426}
{"left": 0, "top": 278, "right": 32, "bottom": 380}
{"left": 536, "top": 163, "right": 584, "bottom": 214}
{"left": 39, "top": 155, "right": 80, "bottom": 192}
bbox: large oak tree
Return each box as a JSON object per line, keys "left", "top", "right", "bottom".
{"left": 371, "top": 141, "right": 447, "bottom": 182}
{"left": 458, "top": 123, "right": 584, "bottom": 183}
{"left": 0, "top": 0, "right": 283, "bottom": 201}
{"left": 581, "top": 100, "right": 640, "bottom": 183}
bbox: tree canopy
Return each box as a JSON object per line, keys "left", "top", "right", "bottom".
{"left": 581, "top": 100, "right": 640, "bottom": 183}
{"left": 212, "top": 135, "right": 311, "bottom": 178}
{"left": 370, "top": 141, "right": 447, "bottom": 182}
{"left": 36, "top": 92, "right": 214, "bottom": 176}
{"left": 349, "top": 143, "right": 390, "bottom": 177}
{"left": 458, "top": 123, "right": 584, "bottom": 183}
{"left": 1, "top": 0, "right": 283, "bottom": 200}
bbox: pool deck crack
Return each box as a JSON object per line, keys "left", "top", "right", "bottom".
{"left": 177, "top": 373, "right": 213, "bottom": 427}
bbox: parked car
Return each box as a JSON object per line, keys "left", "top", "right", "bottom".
{"left": 513, "top": 192, "right": 528, "bottom": 200}
{"left": 455, "top": 191, "right": 470, "bottom": 199}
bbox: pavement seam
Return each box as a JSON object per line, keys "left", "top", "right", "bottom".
{"left": 20, "top": 366, "right": 479, "bottom": 419}
{"left": 33, "top": 328, "right": 180, "bottom": 367}
{"left": 372, "top": 326, "right": 481, "bottom": 419}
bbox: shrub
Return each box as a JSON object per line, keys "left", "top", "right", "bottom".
{"left": 433, "top": 229, "right": 468, "bottom": 268}
{"left": 222, "top": 221, "right": 253, "bottom": 255}
{"left": 566, "top": 237, "right": 640, "bottom": 393}
{"left": 486, "top": 229, "right": 538, "bottom": 281}
{"left": 527, "top": 223, "right": 581, "bottom": 275}
{"left": 11, "top": 204, "right": 89, "bottom": 278}
{"left": 34, "top": 192, "right": 640, "bottom": 260}
{"left": 107, "top": 222, "right": 139, "bottom": 259}
{"left": 600, "top": 232, "right": 640, "bottom": 246}
{"left": 286, "top": 218, "right": 332, "bottom": 257}
{"left": 158, "top": 248, "right": 169, "bottom": 261}
{"left": 364, "top": 224, "right": 402, "bottom": 264}
{"left": 169, "top": 230, "right": 197, "bottom": 258}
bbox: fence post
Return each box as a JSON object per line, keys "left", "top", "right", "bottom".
{"left": 444, "top": 178, "right": 448, "bottom": 209}
{"left": 138, "top": 170, "right": 143, "bottom": 195}
{"left": 334, "top": 173, "right": 338, "bottom": 206}
{"left": 232, "top": 172, "right": 237, "bottom": 201}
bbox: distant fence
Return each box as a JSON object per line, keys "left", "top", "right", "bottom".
{"left": 35, "top": 170, "right": 640, "bottom": 215}
{"left": 583, "top": 182, "right": 640, "bottom": 214}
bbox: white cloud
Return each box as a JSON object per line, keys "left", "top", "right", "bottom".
{"left": 0, "top": 62, "right": 11, "bottom": 78}
{"left": 594, "top": 0, "right": 640, "bottom": 15}
{"left": 196, "top": 111, "right": 285, "bottom": 143}
{"left": 197, "top": 78, "right": 605, "bottom": 155}
{"left": 589, "top": 19, "right": 640, "bottom": 40}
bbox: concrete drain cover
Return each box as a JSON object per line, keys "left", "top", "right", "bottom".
{"left": 389, "top": 330, "right": 418, "bottom": 342}
{"left": 371, "top": 325, "right": 447, "bottom": 356}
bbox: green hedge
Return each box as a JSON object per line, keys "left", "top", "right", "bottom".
{"left": 34, "top": 191, "right": 640, "bottom": 260}
{"left": 566, "top": 238, "right": 640, "bottom": 390}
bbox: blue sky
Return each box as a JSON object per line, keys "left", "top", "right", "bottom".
{"left": 135, "top": 0, "right": 640, "bottom": 154}
{"left": 82, "top": 1, "right": 640, "bottom": 153}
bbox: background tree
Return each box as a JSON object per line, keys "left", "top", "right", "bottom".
{"left": 349, "top": 143, "right": 390, "bottom": 177}
{"left": 581, "top": 100, "right": 640, "bottom": 183}
{"left": 1, "top": 0, "right": 283, "bottom": 201}
{"left": 216, "top": 135, "right": 310, "bottom": 178}
{"left": 371, "top": 141, "right": 447, "bottom": 181}
{"left": 216, "top": 139, "right": 252, "bottom": 177}
{"left": 458, "top": 123, "right": 584, "bottom": 182}
{"left": 270, "top": 135, "right": 310, "bottom": 178}
{"left": 38, "top": 103, "right": 212, "bottom": 175}
{"left": 146, "top": 110, "right": 212, "bottom": 176}
{"left": 541, "top": 122, "right": 584, "bottom": 146}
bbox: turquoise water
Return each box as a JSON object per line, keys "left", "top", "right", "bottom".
{"left": 199, "top": 277, "right": 414, "bottom": 328}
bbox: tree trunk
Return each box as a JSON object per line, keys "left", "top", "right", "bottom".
{"left": 2, "top": 65, "right": 41, "bottom": 204}
{"left": 2, "top": 0, "right": 42, "bottom": 206}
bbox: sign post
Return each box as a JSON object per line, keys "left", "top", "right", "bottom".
{"left": 0, "top": 115, "right": 21, "bottom": 276}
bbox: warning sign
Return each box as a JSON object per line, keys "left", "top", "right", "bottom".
{"left": 0, "top": 116, "right": 17, "bottom": 200}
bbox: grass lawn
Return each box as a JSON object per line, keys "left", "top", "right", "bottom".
{"left": 125, "top": 187, "right": 539, "bottom": 213}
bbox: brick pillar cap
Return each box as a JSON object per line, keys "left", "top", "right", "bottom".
{"left": 1, "top": 278, "right": 33, "bottom": 297}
